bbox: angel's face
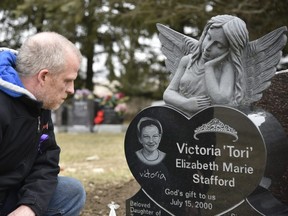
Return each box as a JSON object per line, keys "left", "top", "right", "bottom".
{"left": 201, "top": 27, "right": 229, "bottom": 62}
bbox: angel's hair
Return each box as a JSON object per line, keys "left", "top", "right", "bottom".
{"left": 190, "top": 15, "right": 249, "bottom": 104}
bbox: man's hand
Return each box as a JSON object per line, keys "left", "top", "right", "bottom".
{"left": 8, "top": 205, "right": 35, "bottom": 216}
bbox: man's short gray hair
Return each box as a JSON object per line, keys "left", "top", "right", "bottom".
{"left": 16, "top": 32, "right": 82, "bottom": 77}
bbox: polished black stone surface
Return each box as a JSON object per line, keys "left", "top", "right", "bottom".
{"left": 125, "top": 105, "right": 288, "bottom": 215}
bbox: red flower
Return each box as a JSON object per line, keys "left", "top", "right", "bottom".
{"left": 94, "top": 110, "right": 104, "bottom": 124}
{"left": 115, "top": 92, "right": 125, "bottom": 99}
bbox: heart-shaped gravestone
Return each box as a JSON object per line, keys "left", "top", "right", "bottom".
{"left": 125, "top": 105, "right": 267, "bottom": 215}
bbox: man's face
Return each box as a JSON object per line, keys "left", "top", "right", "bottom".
{"left": 39, "top": 53, "right": 80, "bottom": 110}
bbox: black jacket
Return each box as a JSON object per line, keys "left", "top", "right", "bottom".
{"left": 0, "top": 50, "right": 60, "bottom": 215}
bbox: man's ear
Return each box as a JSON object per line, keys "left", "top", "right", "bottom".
{"left": 37, "top": 69, "right": 49, "bottom": 85}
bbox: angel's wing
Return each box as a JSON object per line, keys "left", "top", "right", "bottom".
{"left": 156, "top": 23, "right": 198, "bottom": 78}
{"left": 243, "top": 26, "right": 287, "bottom": 104}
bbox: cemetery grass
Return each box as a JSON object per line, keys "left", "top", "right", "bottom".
{"left": 56, "top": 132, "right": 140, "bottom": 216}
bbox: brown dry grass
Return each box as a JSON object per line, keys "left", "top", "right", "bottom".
{"left": 57, "top": 132, "right": 133, "bottom": 184}
{"left": 56, "top": 132, "right": 139, "bottom": 215}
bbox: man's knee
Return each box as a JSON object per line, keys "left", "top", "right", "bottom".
{"left": 59, "top": 176, "right": 85, "bottom": 199}
{"left": 57, "top": 176, "right": 86, "bottom": 212}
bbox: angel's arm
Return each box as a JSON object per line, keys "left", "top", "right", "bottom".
{"left": 163, "top": 55, "right": 188, "bottom": 106}
{"left": 204, "top": 52, "right": 234, "bottom": 103}
{"left": 163, "top": 55, "right": 210, "bottom": 114}
{"left": 204, "top": 60, "right": 234, "bottom": 104}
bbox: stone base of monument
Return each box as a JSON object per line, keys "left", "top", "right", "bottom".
{"left": 94, "top": 124, "right": 127, "bottom": 133}
{"left": 59, "top": 124, "right": 127, "bottom": 133}
{"left": 125, "top": 105, "right": 288, "bottom": 216}
{"left": 66, "top": 125, "right": 93, "bottom": 133}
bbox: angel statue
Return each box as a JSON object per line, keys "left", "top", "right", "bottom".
{"left": 107, "top": 201, "right": 120, "bottom": 216}
{"left": 157, "top": 14, "right": 287, "bottom": 116}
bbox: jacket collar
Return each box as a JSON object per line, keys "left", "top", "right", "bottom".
{"left": 0, "top": 50, "right": 36, "bottom": 99}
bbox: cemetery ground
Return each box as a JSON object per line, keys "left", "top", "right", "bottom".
{"left": 57, "top": 132, "right": 139, "bottom": 216}
{"left": 57, "top": 73, "right": 288, "bottom": 216}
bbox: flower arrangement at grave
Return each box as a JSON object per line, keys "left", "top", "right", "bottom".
{"left": 73, "top": 89, "right": 94, "bottom": 101}
{"left": 93, "top": 81, "right": 129, "bottom": 124}
{"left": 99, "top": 92, "right": 128, "bottom": 116}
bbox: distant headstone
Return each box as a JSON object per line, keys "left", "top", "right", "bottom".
{"left": 102, "top": 106, "right": 123, "bottom": 124}
{"left": 70, "top": 99, "right": 94, "bottom": 132}
{"left": 73, "top": 100, "right": 90, "bottom": 125}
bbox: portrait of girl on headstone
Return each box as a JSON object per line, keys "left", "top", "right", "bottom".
{"left": 135, "top": 117, "right": 166, "bottom": 166}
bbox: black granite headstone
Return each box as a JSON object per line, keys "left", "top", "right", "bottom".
{"left": 102, "top": 106, "right": 123, "bottom": 124}
{"left": 125, "top": 105, "right": 288, "bottom": 215}
{"left": 73, "top": 100, "right": 89, "bottom": 125}
{"left": 72, "top": 100, "right": 94, "bottom": 126}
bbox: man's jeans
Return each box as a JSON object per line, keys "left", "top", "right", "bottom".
{"left": 0, "top": 176, "right": 86, "bottom": 216}
{"left": 45, "top": 176, "right": 86, "bottom": 216}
